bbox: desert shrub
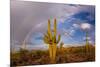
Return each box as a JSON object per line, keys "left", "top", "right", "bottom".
{"left": 11, "top": 46, "right": 95, "bottom": 66}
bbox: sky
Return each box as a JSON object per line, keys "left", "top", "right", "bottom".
{"left": 10, "top": 1, "right": 95, "bottom": 50}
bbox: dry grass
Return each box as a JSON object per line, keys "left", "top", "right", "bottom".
{"left": 11, "top": 45, "right": 95, "bottom": 66}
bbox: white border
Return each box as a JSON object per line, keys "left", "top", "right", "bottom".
{"left": 22, "top": 0, "right": 95, "bottom": 5}
{"left": 0, "top": 0, "right": 98, "bottom": 67}
{"left": 0, "top": 0, "right": 10, "bottom": 67}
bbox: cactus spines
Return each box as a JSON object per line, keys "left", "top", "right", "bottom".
{"left": 43, "top": 18, "right": 61, "bottom": 63}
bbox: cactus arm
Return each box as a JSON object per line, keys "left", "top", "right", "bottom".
{"left": 56, "top": 35, "right": 61, "bottom": 44}
{"left": 43, "top": 36, "right": 49, "bottom": 44}
{"left": 44, "top": 33, "right": 49, "bottom": 39}
{"left": 52, "top": 34, "right": 56, "bottom": 44}
{"left": 54, "top": 18, "right": 57, "bottom": 36}
{"left": 54, "top": 18, "right": 57, "bottom": 43}
{"left": 48, "top": 19, "right": 52, "bottom": 40}
{"left": 43, "top": 33, "right": 50, "bottom": 44}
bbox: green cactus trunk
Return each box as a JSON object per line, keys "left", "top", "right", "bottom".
{"left": 52, "top": 43, "right": 57, "bottom": 63}
{"left": 49, "top": 44, "right": 53, "bottom": 61}
{"left": 49, "top": 44, "right": 57, "bottom": 63}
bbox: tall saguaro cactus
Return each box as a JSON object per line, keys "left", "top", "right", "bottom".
{"left": 85, "top": 31, "right": 89, "bottom": 53}
{"left": 43, "top": 18, "right": 61, "bottom": 63}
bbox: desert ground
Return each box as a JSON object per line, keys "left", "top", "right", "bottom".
{"left": 11, "top": 45, "right": 95, "bottom": 66}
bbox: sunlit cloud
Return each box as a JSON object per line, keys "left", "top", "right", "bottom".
{"left": 83, "top": 36, "right": 91, "bottom": 41}
{"left": 80, "top": 23, "right": 91, "bottom": 30}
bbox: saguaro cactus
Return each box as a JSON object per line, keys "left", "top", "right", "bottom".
{"left": 60, "top": 42, "right": 64, "bottom": 52}
{"left": 85, "top": 31, "right": 89, "bottom": 53}
{"left": 43, "top": 18, "right": 61, "bottom": 63}
{"left": 21, "top": 40, "right": 26, "bottom": 49}
{"left": 59, "top": 42, "right": 64, "bottom": 55}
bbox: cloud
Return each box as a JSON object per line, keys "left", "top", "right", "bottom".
{"left": 80, "top": 23, "right": 91, "bottom": 30}
{"left": 11, "top": 1, "right": 95, "bottom": 49}
{"left": 62, "top": 27, "right": 75, "bottom": 38}
{"left": 34, "top": 36, "right": 43, "bottom": 40}
{"left": 72, "top": 23, "right": 80, "bottom": 28}
{"left": 83, "top": 36, "right": 91, "bottom": 41}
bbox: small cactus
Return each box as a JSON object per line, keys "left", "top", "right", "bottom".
{"left": 60, "top": 42, "right": 64, "bottom": 51}
{"left": 21, "top": 40, "right": 26, "bottom": 49}
{"left": 60, "top": 42, "right": 64, "bottom": 54}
